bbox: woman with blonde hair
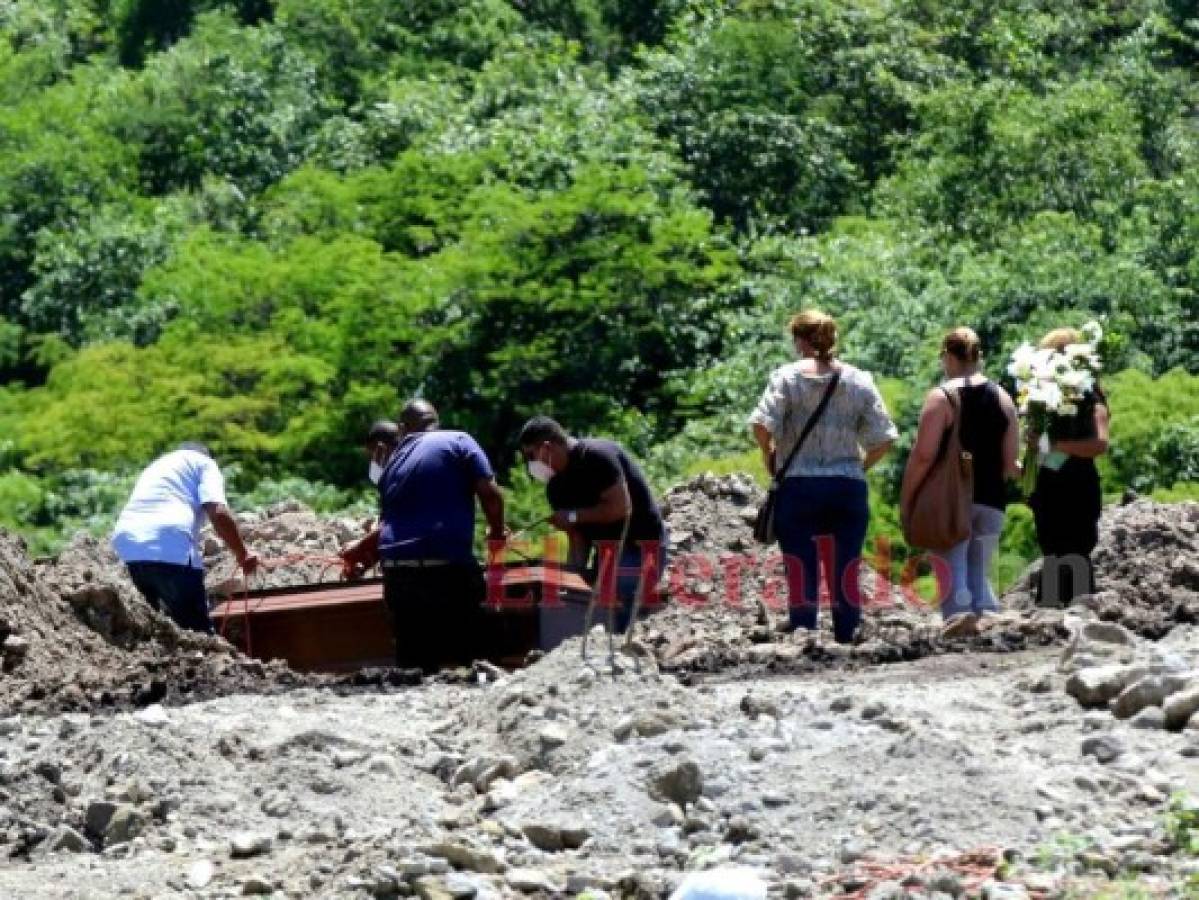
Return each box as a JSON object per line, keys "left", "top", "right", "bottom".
{"left": 749, "top": 310, "right": 898, "bottom": 643}
{"left": 901, "top": 327, "right": 1019, "bottom": 634}
{"left": 1028, "top": 327, "right": 1109, "bottom": 606}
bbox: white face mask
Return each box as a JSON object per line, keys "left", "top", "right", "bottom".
{"left": 368, "top": 460, "right": 384, "bottom": 485}
{"left": 527, "top": 459, "right": 555, "bottom": 484}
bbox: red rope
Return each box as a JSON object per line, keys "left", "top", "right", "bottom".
{"left": 215, "top": 553, "right": 349, "bottom": 657}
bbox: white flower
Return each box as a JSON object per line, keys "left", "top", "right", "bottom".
{"left": 1080, "top": 320, "right": 1103, "bottom": 346}
{"left": 1031, "top": 348, "right": 1057, "bottom": 373}
{"left": 1026, "top": 380, "right": 1064, "bottom": 411}
{"left": 1007, "top": 343, "right": 1038, "bottom": 382}
{"left": 1057, "top": 368, "right": 1095, "bottom": 396}
{"left": 1064, "top": 343, "right": 1091, "bottom": 359}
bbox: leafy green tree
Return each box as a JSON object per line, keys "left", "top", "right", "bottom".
{"left": 878, "top": 78, "right": 1150, "bottom": 238}
{"left": 13, "top": 328, "right": 335, "bottom": 475}
{"left": 638, "top": 1, "right": 953, "bottom": 230}
{"left": 1101, "top": 368, "right": 1199, "bottom": 495}
{"left": 0, "top": 66, "right": 136, "bottom": 323}
{"left": 113, "top": 0, "right": 273, "bottom": 66}
{"left": 20, "top": 198, "right": 192, "bottom": 345}
{"left": 112, "top": 14, "right": 323, "bottom": 195}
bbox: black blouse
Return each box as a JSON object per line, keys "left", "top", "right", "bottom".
{"left": 1047, "top": 386, "right": 1107, "bottom": 443}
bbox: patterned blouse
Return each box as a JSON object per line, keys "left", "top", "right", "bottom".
{"left": 749, "top": 361, "right": 899, "bottom": 481}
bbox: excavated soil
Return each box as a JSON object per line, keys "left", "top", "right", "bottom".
{"left": 7, "top": 477, "right": 1197, "bottom": 718}
{"left": 644, "top": 474, "right": 1067, "bottom": 679}
{"left": 1004, "top": 499, "right": 1199, "bottom": 638}
{"left": 1, "top": 475, "right": 1198, "bottom": 896}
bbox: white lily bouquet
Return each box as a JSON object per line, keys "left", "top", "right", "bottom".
{"left": 1007, "top": 321, "right": 1103, "bottom": 495}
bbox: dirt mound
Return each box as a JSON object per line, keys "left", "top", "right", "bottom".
{"left": 650, "top": 473, "right": 1066, "bottom": 676}
{"left": 1089, "top": 500, "right": 1199, "bottom": 636}
{"left": 452, "top": 633, "right": 703, "bottom": 777}
{"left": 0, "top": 532, "right": 315, "bottom": 716}
{"left": 202, "top": 501, "right": 370, "bottom": 595}
{"left": 1005, "top": 500, "right": 1199, "bottom": 638}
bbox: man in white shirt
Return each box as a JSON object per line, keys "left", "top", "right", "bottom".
{"left": 112, "top": 443, "right": 259, "bottom": 634}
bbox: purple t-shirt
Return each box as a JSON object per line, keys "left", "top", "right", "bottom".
{"left": 378, "top": 430, "right": 494, "bottom": 562}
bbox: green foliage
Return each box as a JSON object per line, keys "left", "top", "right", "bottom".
{"left": 878, "top": 78, "right": 1152, "bottom": 238}
{"left": 1101, "top": 368, "right": 1199, "bottom": 495}
{"left": 113, "top": 0, "right": 273, "bottom": 66}
{"left": 0, "top": 468, "right": 45, "bottom": 530}
{"left": 20, "top": 197, "right": 193, "bottom": 345}
{"left": 0, "top": 63, "right": 136, "bottom": 317}
{"left": 639, "top": 0, "right": 955, "bottom": 230}
{"left": 14, "top": 330, "right": 334, "bottom": 475}
{"left": 1150, "top": 482, "right": 1199, "bottom": 503}
{"left": 113, "top": 14, "right": 323, "bottom": 196}
{"left": 1165, "top": 792, "right": 1199, "bottom": 856}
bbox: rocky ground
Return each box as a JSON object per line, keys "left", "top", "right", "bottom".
{"left": 1, "top": 625, "right": 1197, "bottom": 899}
{"left": 0, "top": 475, "right": 1197, "bottom": 897}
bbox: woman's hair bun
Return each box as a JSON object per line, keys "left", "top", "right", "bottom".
{"left": 789, "top": 310, "right": 838, "bottom": 360}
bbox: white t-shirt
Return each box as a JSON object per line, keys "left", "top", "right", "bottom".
{"left": 111, "top": 449, "right": 228, "bottom": 568}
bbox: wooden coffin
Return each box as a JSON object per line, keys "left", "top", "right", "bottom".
{"left": 210, "top": 562, "right": 593, "bottom": 672}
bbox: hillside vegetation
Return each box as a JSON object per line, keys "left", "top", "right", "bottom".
{"left": 0, "top": 0, "right": 1197, "bottom": 564}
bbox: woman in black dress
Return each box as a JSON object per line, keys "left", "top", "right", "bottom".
{"left": 1028, "top": 327, "right": 1110, "bottom": 606}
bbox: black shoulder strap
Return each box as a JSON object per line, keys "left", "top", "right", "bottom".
{"left": 773, "top": 370, "right": 842, "bottom": 486}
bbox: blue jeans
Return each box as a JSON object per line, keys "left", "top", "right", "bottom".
{"left": 588, "top": 529, "right": 670, "bottom": 634}
{"left": 126, "top": 562, "right": 214, "bottom": 634}
{"left": 774, "top": 477, "right": 869, "bottom": 643}
{"left": 938, "top": 503, "right": 1005, "bottom": 619}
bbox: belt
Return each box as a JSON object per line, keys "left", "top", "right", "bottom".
{"left": 383, "top": 558, "right": 452, "bottom": 568}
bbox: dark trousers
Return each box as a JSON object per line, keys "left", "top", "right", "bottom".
{"left": 126, "top": 561, "right": 213, "bottom": 635}
{"left": 1032, "top": 457, "right": 1101, "bottom": 606}
{"left": 382, "top": 561, "right": 485, "bottom": 673}
{"left": 774, "top": 476, "right": 870, "bottom": 644}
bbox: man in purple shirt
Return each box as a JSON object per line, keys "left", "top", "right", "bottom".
{"left": 341, "top": 400, "right": 506, "bottom": 672}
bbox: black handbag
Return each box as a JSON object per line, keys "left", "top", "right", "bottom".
{"left": 753, "top": 370, "right": 842, "bottom": 544}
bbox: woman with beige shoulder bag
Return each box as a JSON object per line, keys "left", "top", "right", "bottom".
{"left": 901, "top": 328, "right": 1019, "bottom": 637}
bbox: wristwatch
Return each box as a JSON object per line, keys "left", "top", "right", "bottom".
{"left": 567, "top": 510, "right": 579, "bottom": 525}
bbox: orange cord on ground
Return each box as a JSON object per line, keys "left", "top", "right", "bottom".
{"left": 820, "top": 846, "right": 1037, "bottom": 900}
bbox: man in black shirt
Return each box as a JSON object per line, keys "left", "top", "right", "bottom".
{"left": 518, "top": 416, "right": 667, "bottom": 632}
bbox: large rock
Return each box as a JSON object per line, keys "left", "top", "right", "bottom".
{"left": 1130, "top": 706, "right": 1166, "bottom": 730}
{"left": 1111, "top": 673, "right": 1192, "bottom": 719}
{"left": 45, "top": 825, "right": 88, "bottom": 854}
{"left": 450, "top": 756, "right": 517, "bottom": 792}
{"left": 187, "top": 860, "right": 216, "bottom": 889}
{"left": 649, "top": 759, "right": 703, "bottom": 807}
{"left": 84, "top": 799, "right": 118, "bottom": 838}
{"left": 230, "top": 832, "right": 273, "bottom": 859}
{"left": 521, "top": 822, "right": 590, "bottom": 852}
{"left": 506, "top": 868, "right": 563, "bottom": 894}
{"left": 1165, "top": 686, "right": 1199, "bottom": 730}
{"left": 1066, "top": 665, "right": 1147, "bottom": 707}
{"left": 1081, "top": 734, "right": 1125, "bottom": 764}
{"left": 103, "top": 805, "right": 145, "bottom": 846}
{"left": 425, "top": 841, "right": 505, "bottom": 874}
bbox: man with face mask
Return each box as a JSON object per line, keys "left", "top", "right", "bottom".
{"left": 339, "top": 401, "right": 507, "bottom": 672}
{"left": 518, "top": 416, "right": 667, "bottom": 633}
